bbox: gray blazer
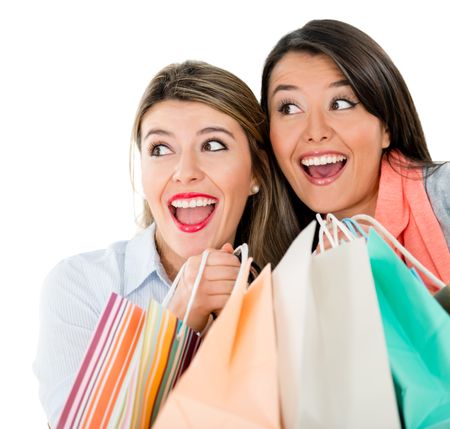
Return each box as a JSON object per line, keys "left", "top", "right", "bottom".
{"left": 425, "top": 162, "right": 450, "bottom": 249}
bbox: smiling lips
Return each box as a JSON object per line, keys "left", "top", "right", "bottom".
{"left": 300, "top": 153, "right": 347, "bottom": 185}
{"left": 169, "top": 193, "right": 217, "bottom": 233}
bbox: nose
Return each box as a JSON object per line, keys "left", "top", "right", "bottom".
{"left": 172, "top": 151, "right": 204, "bottom": 184}
{"left": 302, "top": 109, "right": 332, "bottom": 143}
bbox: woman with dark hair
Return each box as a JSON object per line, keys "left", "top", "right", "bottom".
{"left": 34, "top": 60, "right": 295, "bottom": 427}
{"left": 261, "top": 19, "right": 450, "bottom": 291}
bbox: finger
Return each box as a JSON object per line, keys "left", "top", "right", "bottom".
{"left": 184, "top": 254, "right": 202, "bottom": 272}
{"left": 187, "top": 291, "right": 232, "bottom": 317}
{"left": 200, "top": 280, "right": 236, "bottom": 296}
{"left": 205, "top": 294, "right": 233, "bottom": 313}
{"left": 220, "top": 242, "right": 234, "bottom": 253}
{"left": 202, "top": 266, "right": 241, "bottom": 282}
{"left": 204, "top": 250, "right": 241, "bottom": 267}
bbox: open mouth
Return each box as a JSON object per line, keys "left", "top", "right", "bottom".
{"left": 300, "top": 154, "right": 347, "bottom": 184}
{"left": 169, "top": 194, "right": 217, "bottom": 233}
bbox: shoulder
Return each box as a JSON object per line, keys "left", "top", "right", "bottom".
{"left": 424, "top": 162, "right": 450, "bottom": 191}
{"left": 42, "top": 225, "right": 159, "bottom": 311}
{"left": 424, "top": 162, "right": 450, "bottom": 247}
{"left": 424, "top": 162, "right": 450, "bottom": 208}
{"left": 42, "top": 237, "right": 130, "bottom": 314}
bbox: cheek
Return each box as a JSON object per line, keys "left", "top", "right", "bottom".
{"left": 270, "top": 127, "right": 296, "bottom": 178}
{"left": 141, "top": 164, "right": 165, "bottom": 205}
{"left": 342, "top": 117, "right": 386, "bottom": 153}
{"left": 213, "top": 159, "right": 253, "bottom": 199}
{"left": 269, "top": 122, "right": 283, "bottom": 151}
{"left": 270, "top": 121, "right": 297, "bottom": 158}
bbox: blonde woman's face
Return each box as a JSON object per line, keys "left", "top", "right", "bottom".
{"left": 268, "top": 52, "right": 390, "bottom": 218}
{"left": 140, "top": 100, "right": 256, "bottom": 264}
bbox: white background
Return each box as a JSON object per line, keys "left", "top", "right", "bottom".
{"left": 1, "top": 0, "right": 449, "bottom": 426}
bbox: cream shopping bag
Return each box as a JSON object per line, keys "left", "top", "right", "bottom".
{"left": 272, "top": 221, "right": 400, "bottom": 429}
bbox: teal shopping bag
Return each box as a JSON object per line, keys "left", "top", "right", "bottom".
{"left": 367, "top": 229, "right": 450, "bottom": 429}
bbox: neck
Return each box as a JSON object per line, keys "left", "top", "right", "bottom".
{"left": 333, "top": 191, "right": 379, "bottom": 220}
{"left": 155, "top": 230, "right": 185, "bottom": 282}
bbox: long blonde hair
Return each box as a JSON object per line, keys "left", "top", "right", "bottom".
{"left": 130, "top": 60, "right": 298, "bottom": 266}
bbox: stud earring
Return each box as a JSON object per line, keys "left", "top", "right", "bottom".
{"left": 251, "top": 185, "right": 260, "bottom": 194}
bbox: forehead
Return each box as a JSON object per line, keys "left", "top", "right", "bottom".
{"left": 140, "top": 99, "right": 250, "bottom": 144}
{"left": 142, "top": 100, "right": 239, "bottom": 128}
{"left": 269, "top": 51, "right": 344, "bottom": 92}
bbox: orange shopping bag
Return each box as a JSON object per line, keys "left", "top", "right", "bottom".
{"left": 153, "top": 260, "right": 280, "bottom": 429}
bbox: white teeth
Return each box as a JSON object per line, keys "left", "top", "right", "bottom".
{"left": 301, "top": 154, "right": 347, "bottom": 167}
{"left": 171, "top": 198, "right": 216, "bottom": 208}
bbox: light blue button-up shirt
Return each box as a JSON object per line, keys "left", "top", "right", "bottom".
{"left": 33, "top": 224, "right": 171, "bottom": 427}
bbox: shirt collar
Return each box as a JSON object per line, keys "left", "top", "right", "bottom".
{"left": 124, "top": 223, "right": 171, "bottom": 296}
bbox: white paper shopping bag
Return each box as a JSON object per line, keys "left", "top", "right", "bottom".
{"left": 272, "top": 222, "right": 400, "bottom": 429}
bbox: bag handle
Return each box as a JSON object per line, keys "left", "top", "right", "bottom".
{"left": 342, "top": 217, "right": 369, "bottom": 239}
{"left": 231, "top": 243, "right": 249, "bottom": 294}
{"left": 163, "top": 243, "right": 250, "bottom": 337}
{"left": 162, "top": 264, "right": 186, "bottom": 308}
{"left": 351, "top": 214, "right": 446, "bottom": 290}
{"left": 180, "top": 249, "right": 210, "bottom": 333}
{"left": 160, "top": 249, "right": 210, "bottom": 338}
{"left": 163, "top": 243, "right": 249, "bottom": 306}
{"left": 316, "top": 213, "right": 355, "bottom": 253}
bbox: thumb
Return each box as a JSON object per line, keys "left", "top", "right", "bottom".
{"left": 220, "top": 242, "right": 234, "bottom": 253}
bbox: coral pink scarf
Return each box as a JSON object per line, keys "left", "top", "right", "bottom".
{"left": 375, "top": 152, "right": 450, "bottom": 293}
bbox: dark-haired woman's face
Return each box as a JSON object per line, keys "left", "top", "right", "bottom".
{"left": 268, "top": 51, "right": 390, "bottom": 218}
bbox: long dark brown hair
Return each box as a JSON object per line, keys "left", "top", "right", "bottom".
{"left": 261, "top": 19, "right": 438, "bottom": 232}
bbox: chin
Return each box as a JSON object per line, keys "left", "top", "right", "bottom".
{"left": 307, "top": 201, "right": 340, "bottom": 216}
{"left": 176, "top": 242, "right": 211, "bottom": 260}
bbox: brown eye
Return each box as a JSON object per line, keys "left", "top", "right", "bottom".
{"left": 202, "top": 140, "right": 226, "bottom": 152}
{"left": 278, "top": 103, "right": 301, "bottom": 115}
{"left": 331, "top": 99, "right": 357, "bottom": 110}
{"left": 150, "top": 144, "right": 172, "bottom": 157}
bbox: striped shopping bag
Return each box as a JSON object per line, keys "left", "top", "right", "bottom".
{"left": 109, "top": 299, "right": 202, "bottom": 428}
{"left": 108, "top": 252, "right": 214, "bottom": 428}
{"left": 56, "top": 293, "right": 145, "bottom": 429}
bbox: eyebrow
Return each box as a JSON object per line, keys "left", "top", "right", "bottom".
{"left": 271, "top": 84, "right": 299, "bottom": 97}
{"left": 143, "top": 126, "right": 235, "bottom": 141}
{"left": 197, "top": 126, "right": 234, "bottom": 139}
{"left": 271, "top": 79, "right": 351, "bottom": 97}
{"left": 143, "top": 128, "right": 173, "bottom": 141}
{"left": 329, "top": 79, "right": 350, "bottom": 88}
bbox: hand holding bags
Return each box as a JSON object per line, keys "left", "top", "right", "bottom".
{"left": 273, "top": 221, "right": 401, "bottom": 429}
{"left": 108, "top": 250, "right": 210, "bottom": 428}
{"left": 153, "top": 258, "right": 281, "bottom": 428}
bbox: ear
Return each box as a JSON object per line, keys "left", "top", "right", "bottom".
{"left": 381, "top": 127, "right": 390, "bottom": 149}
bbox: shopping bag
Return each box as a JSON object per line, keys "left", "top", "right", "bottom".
{"left": 272, "top": 221, "right": 401, "bottom": 429}
{"left": 108, "top": 250, "right": 212, "bottom": 428}
{"left": 153, "top": 260, "right": 281, "bottom": 429}
{"left": 110, "top": 299, "right": 202, "bottom": 428}
{"left": 367, "top": 228, "right": 450, "bottom": 428}
{"left": 56, "top": 293, "right": 145, "bottom": 429}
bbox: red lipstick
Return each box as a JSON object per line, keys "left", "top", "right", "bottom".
{"left": 168, "top": 193, "right": 218, "bottom": 233}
